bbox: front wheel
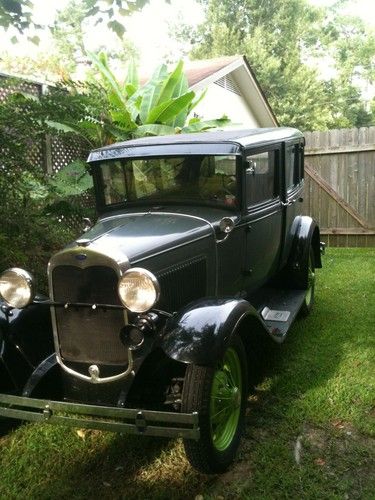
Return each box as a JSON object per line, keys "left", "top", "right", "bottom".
{"left": 181, "top": 336, "right": 248, "bottom": 474}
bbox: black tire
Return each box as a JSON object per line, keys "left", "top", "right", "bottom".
{"left": 181, "top": 335, "right": 248, "bottom": 474}
{"left": 300, "top": 246, "right": 315, "bottom": 317}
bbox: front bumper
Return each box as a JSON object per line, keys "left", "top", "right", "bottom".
{"left": 0, "top": 394, "right": 199, "bottom": 440}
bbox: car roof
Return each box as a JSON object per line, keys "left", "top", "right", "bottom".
{"left": 88, "top": 128, "right": 303, "bottom": 162}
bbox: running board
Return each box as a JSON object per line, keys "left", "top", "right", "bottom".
{"left": 248, "top": 287, "right": 306, "bottom": 343}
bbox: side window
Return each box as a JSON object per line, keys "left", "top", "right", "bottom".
{"left": 285, "top": 145, "right": 297, "bottom": 191}
{"left": 246, "top": 150, "right": 278, "bottom": 206}
{"left": 299, "top": 144, "right": 304, "bottom": 180}
{"left": 285, "top": 143, "right": 304, "bottom": 191}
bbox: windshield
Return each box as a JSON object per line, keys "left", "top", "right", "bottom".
{"left": 98, "top": 155, "right": 238, "bottom": 208}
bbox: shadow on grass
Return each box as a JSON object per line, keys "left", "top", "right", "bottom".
{"left": 30, "top": 429, "right": 208, "bottom": 499}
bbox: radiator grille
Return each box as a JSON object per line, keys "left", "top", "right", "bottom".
{"left": 52, "top": 265, "right": 127, "bottom": 365}
{"left": 157, "top": 258, "right": 207, "bottom": 312}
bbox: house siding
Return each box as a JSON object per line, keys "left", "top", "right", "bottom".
{"left": 191, "top": 83, "right": 260, "bottom": 128}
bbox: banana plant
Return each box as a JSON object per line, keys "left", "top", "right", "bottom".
{"left": 39, "top": 53, "right": 230, "bottom": 147}
{"left": 86, "top": 52, "right": 230, "bottom": 142}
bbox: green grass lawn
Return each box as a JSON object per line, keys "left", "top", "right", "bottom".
{"left": 0, "top": 248, "right": 374, "bottom": 500}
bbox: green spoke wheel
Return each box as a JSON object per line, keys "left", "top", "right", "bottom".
{"left": 210, "top": 348, "right": 242, "bottom": 451}
{"left": 181, "top": 336, "right": 248, "bottom": 474}
{"left": 300, "top": 246, "right": 316, "bottom": 316}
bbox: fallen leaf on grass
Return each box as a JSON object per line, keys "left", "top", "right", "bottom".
{"left": 76, "top": 429, "right": 86, "bottom": 440}
{"left": 332, "top": 420, "right": 345, "bottom": 429}
{"left": 314, "top": 458, "right": 326, "bottom": 466}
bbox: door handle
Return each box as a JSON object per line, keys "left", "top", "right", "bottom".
{"left": 281, "top": 197, "right": 303, "bottom": 207}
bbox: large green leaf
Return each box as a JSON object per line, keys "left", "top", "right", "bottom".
{"left": 157, "top": 60, "right": 184, "bottom": 105}
{"left": 169, "top": 72, "right": 190, "bottom": 128}
{"left": 88, "top": 54, "right": 137, "bottom": 131}
{"left": 146, "top": 91, "right": 195, "bottom": 124}
{"left": 21, "top": 172, "right": 49, "bottom": 200}
{"left": 181, "top": 117, "right": 231, "bottom": 133}
{"left": 49, "top": 160, "right": 92, "bottom": 197}
{"left": 125, "top": 83, "right": 137, "bottom": 97}
{"left": 45, "top": 120, "right": 80, "bottom": 134}
{"left": 188, "top": 88, "right": 207, "bottom": 114}
{"left": 125, "top": 58, "right": 139, "bottom": 91}
{"left": 172, "top": 71, "right": 188, "bottom": 98}
{"left": 135, "top": 124, "right": 175, "bottom": 137}
{"left": 45, "top": 120, "right": 98, "bottom": 147}
{"left": 88, "top": 51, "right": 126, "bottom": 109}
{"left": 127, "top": 92, "right": 143, "bottom": 121}
{"left": 139, "top": 64, "right": 168, "bottom": 123}
{"left": 172, "top": 89, "right": 209, "bottom": 130}
{"left": 151, "top": 63, "right": 168, "bottom": 82}
{"left": 111, "top": 110, "right": 138, "bottom": 131}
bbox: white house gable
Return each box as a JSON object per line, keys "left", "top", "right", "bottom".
{"left": 185, "top": 56, "right": 278, "bottom": 128}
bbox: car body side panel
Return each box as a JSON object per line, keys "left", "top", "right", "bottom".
{"left": 242, "top": 200, "right": 283, "bottom": 291}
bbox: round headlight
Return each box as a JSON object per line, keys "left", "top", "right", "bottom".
{"left": 0, "top": 268, "right": 35, "bottom": 309}
{"left": 118, "top": 268, "right": 160, "bottom": 313}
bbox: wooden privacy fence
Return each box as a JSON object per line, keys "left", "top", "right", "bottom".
{"left": 304, "top": 128, "right": 375, "bottom": 247}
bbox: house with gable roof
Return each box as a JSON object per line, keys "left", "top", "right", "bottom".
{"left": 184, "top": 55, "right": 278, "bottom": 128}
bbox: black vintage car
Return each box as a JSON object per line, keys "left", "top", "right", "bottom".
{"left": 0, "top": 128, "right": 322, "bottom": 473}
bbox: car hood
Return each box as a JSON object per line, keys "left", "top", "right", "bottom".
{"left": 73, "top": 211, "right": 215, "bottom": 264}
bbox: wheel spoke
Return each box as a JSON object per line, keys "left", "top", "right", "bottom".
{"left": 211, "top": 404, "right": 234, "bottom": 422}
{"left": 224, "top": 368, "right": 237, "bottom": 388}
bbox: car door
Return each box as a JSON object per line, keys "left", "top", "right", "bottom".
{"left": 280, "top": 141, "right": 305, "bottom": 267}
{"left": 242, "top": 146, "right": 283, "bottom": 292}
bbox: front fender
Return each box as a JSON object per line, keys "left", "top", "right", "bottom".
{"left": 161, "top": 298, "right": 269, "bottom": 365}
{"left": 6, "top": 299, "right": 54, "bottom": 367}
{"left": 0, "top": 298, "right": 54, "bottom": 393}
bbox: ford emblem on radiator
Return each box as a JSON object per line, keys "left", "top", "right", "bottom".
{"left": 75, "top": 254, "right": 87, "bottom": 261}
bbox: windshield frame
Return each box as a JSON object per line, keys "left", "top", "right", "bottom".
{"left": 92, "top": 154, "right": 243, "bottom": 214}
